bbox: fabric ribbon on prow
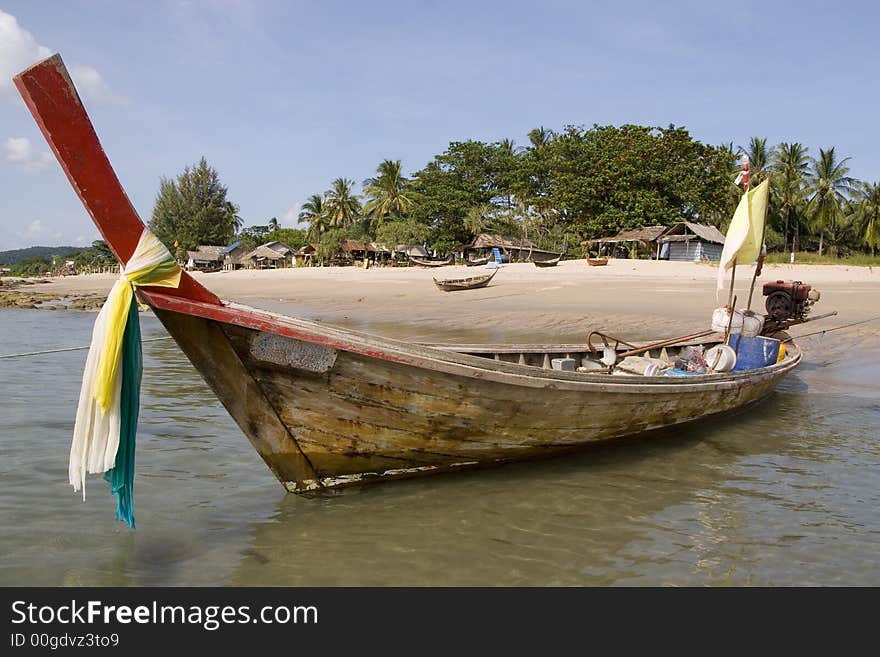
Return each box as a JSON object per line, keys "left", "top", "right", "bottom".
{"left": 69, "top": 229, "right": 181, "bottom": 528}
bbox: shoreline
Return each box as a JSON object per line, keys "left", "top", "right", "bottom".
{"left": 2, "top": 259, "right": 877, "bottom": 343}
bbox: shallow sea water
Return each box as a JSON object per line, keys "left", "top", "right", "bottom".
{"left": 0, "top": 309, "right": 878, "bottom": 586}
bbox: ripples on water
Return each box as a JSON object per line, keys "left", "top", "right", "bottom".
{"left": 0, "top": 309, "right": 877, "bottom": 586}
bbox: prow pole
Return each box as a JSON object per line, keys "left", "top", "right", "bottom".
{"left": 13, "top": 54, "right": 219, "bottom": 305}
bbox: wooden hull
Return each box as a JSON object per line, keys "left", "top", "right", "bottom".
{"left": 408, "top": 255, "right": 453, "bottom": 267}
{"left": 433, "top": 270, "right": 496, "bottom": 291}
{"left": 149, "top": 295, "right": 799, "bottom": 492}
{"left": 465, "top": 257, "right": 490, "bottom": 267}
{"left": 533, "top": 257, "right": 561, "bottom": 267}
{"left": 587, "top": 257, "right": 609, "bottom": 266}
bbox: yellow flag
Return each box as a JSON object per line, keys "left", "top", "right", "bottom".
{"left": 716, "top": 179, "right": 770, "bottom": 290}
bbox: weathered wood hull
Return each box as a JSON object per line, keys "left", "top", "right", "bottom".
{"left": 150, "top": 297, "right": 799, "bottom": 492}
{"left": 587, "top": 257, "right": 609, "bottom": 266}
{"left": 533, "top": 256, "right": 561, "bottom": 267}
{"left": 432, "top": 270, "right": 496, "bottom": 291}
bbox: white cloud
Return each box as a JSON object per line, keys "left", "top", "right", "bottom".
{"left": 3, "top": 137, "right": 54, "bottom": 172}
{"left": 282, "top": 203, "right": 300, "bottom": 223}
{"left": 70, "top": 65, "right": 129, "bottom": 106}
{"left": 0, "top": 10, "right": 51, "bottom": 93}
{"left": 23, "top": 219, "right": 47, "bottom": 238}
{"left": 0, "top": 10, "right": 126, "bottom": 104}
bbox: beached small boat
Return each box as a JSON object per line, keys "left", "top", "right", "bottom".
{"left": 464, "top": 256, "right": 490, "bottom": 267}
{"left": 533, "top": 255, "right": 562, "bottom": 268}
{"left": 408, "top": 255, "right": 453, "bottom": 267}
{"left": 433, "top": 269, "right": 496, "bottom": 291}
{"left": 587, "top": 257, "right": 609, "bottom": 266}
{"left": 15, "top": 55, "right": 805, "bottom": 494}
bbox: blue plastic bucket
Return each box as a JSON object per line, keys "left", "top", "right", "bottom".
{"left": 730, "top": 335, "right": 780, "bottom": 371}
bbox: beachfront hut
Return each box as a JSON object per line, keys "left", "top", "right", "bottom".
{"left": 464, "top": 233, "right": 559, "bottom": 262}
{"left": 655, "top": 222, "right": 725, "bottom": 261}
{"left": 222, "top": 241, "right": 248, "bottom": 270}
{"left": 240, "top": 241, "right": 294, "bottom": 269}
{"left": 582, "top": 225, "right": 668, "bottom": 259}
{"left": 295, "top": 243, "right": 318, "bottom": 267}
{"left": 185, "top": 245, "right": 225, "bottom": 271}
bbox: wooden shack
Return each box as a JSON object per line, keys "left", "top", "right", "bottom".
{"left": 656, "top": 222, "right": 725, "bottom": 262}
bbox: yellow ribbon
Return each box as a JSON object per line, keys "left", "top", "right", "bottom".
{"left": 93, "top": 231, "right": 181, "bottom": 411}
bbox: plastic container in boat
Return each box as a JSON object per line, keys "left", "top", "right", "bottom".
{"left": 730, "top": 335, "right": 781, "bottom": 371}
{"left": 705, "top": 344, "right": 737, "bottom": 372}
{"left": 711, "top": 307, "right": 764, "bottom": 337}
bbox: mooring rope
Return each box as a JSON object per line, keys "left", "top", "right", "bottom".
{"left": 0, "top": 336, "right": 174, "bottom": 359}
{"left": 787, "top": 315, "right": 880, "bottom": 341}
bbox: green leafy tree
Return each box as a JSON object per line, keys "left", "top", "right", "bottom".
{"left": 237, "top": 225, "right": 269, "bottom": 250}
{"left": 375, "top": 218, "right": 430, "bottom": 247}
{"left": 324, "top": 178, "right": 362, "bottom": 229}
{"left": 363, "top": 160, "right": 414, "bottom": 228}
{"left": 148, "top": 157, "right": 239, "bottom": 251}
{"left": 806, "top": 147, "right": 856, "bottom": 256}
{"left": 265, "top": 227, "right": 307, "bottom": 251}
{"left": 545, "top": 124, "right": 732, "bottom": 236}
{"left": 409, "top": 140, "right": 509, "bottom": 251}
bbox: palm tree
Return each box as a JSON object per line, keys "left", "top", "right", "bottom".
{"left": 363, "top": 160, "right": 413, "bottom": 228}
{"left": 227, "top": 202, "right": 244, "bottom": 233}
{"left": 298, "top": 193, "right": 327, "bottom": 241}
{"left": 806, "top": 147, "right": 856, "bottom": 256}
{"left": 268, "top": 216, "right": 280, "bottom": 232}
{"left": 738, "top": 137, "right": 773, "bottom": 186}
{"left": 771, "top": 142, "right": 810, "bottom": 252}
{"left": 324, "top": 178, "right": 362, "bottom": 229}
{"left": 527, "top": 127, "right": 553, "bottom": 150}
{"left": 852, "top": 181, "right": 880, "bottom": 256}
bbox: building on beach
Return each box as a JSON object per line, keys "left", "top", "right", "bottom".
{"left": 185, "top": 245, "right": 225, "bottom": 271}
{"left": 582, "top": 225, "right": 668, "bottom": 259}
{"left": 655, "top": 222, "right": 726, "bottom": 262}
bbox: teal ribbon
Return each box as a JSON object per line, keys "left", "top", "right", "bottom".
{"left": 103, "top": 301, "right": 142, "bottom": 528}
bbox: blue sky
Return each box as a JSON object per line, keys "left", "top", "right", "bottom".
{"left": 1, "top": 0, "right": 877, "bottom": 251}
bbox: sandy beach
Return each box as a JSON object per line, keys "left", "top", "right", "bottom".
{"left": 9, "top": 259, "right": 879, "bottom": 345}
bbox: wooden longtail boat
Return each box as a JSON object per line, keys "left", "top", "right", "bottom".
{"left": 15, "top": 55, "right": 802, "bottom": 493}
{"left": 533, "top": 255, "right": 562, "bottom": 268}
{"left": 408, "top": 255, "right": 453, "bottom": 267}
{"left": 587, "top": 257, "right": 609, "bottom": 267}
{"left": 464, "top": 256, "right": 490, "bottom": 267}
{"left": 433, "top": 269, "right": 497, "bottom": 292}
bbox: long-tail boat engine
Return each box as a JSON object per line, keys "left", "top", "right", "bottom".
{"left": 762, "top": 280, "right": 820, "bottom": 326}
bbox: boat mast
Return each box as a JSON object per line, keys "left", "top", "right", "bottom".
{"left": 727, "top": 154, "right": 750, "bottom": 307}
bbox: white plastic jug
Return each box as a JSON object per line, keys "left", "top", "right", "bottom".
{"left": 711, "top": 307, "right": 764, "bottom": 338}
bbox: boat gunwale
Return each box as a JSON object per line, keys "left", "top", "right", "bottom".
{"left": 140, "top": 289, "right": 801, "bottom": 393}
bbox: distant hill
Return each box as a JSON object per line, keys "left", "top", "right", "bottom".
{"left": 0, "top": 245, "right": 85, "bottom": 265}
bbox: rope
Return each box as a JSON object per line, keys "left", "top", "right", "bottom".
{"left": 786, "top": 315, "right": 880, "bottom": 342}
{"left": 0, "top": 336, "right": 174, "bottom": 360}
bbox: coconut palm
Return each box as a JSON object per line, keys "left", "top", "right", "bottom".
{"left": 806, "top": 147, "right": 856, "bottom": 256}
{"left": 852, "top": 181, "right": 880, "bottom": 256}
{"left": 363, "top": 160, "right": 413, "bottom": 228}
{"left": 771, "top": 142, "right": 810, "bottom": 252}
{"left": 738, "top": 137, "right": 773, "bottom": 186}
{"left": 298, "top": 193, "right": 328, "bottom": 241}
{"left": 324, "top": 178, "right": 362, "bottom": 229}
{"left": 268, "top": 216, "right": 280, "bottom": 232}
{"left": 527, "top": 127, "right": 553, "bottom": 150}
